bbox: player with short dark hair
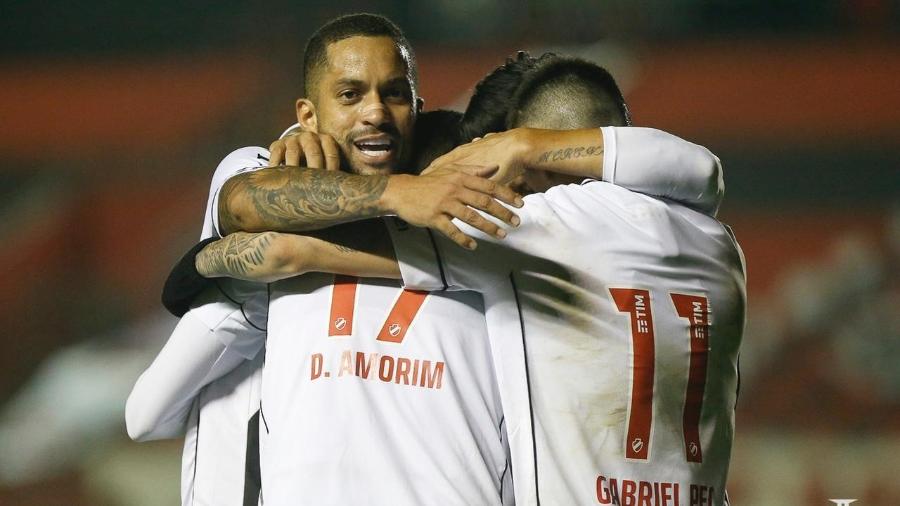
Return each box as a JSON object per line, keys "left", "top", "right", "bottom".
{"left": 302, "top": 13, "right": 419, "bottom": 103}
{"left": 508, "top": 55, "right": 632, "bottom": 129}
{"left": 129, "top": 21, "right": 726, "bottom": 503}
{"left": 458, "top": 51, "right": 549, "bottom": 142}
{"left": 129, "top": 13, "right": 521, "bottom": 505}
{"left": 192, "top": 55, "right": 743, "bottom": 505}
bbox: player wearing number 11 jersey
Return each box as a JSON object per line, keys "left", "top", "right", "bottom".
{"left": 223, "top": 57, "right": 746, "bottom": 505}
{"left": 382, "top": 59, "right": 746, "bottom": 505}
{"left": 385, "top": 176, "right": 745, "bottom": 505}
{"left": 132, "top": 26, "right": 733, "bottom": 504}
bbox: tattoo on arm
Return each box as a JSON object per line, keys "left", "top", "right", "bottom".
{"left": 332, "top": 243, "right": 358, "bottom": 253}
{"left": 196, "top": 232, "right": 277, "bottom": 278}
{"left": 535, "top": 145, "right": 603, "bottom": 165}
{"left": 220, "top": 166, "right": 388, "bottom": 233}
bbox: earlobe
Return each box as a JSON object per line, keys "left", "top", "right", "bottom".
{"left": 296, "top": 98, "right": 318, "bottom": 132}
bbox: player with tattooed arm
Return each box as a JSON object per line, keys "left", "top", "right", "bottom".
{"left": 128, "top": 20, "right": 725, "bottom": 505}
{"left": 128, "top": 14, "right": 519, "bottom": 505}
{"left": 195, "top": 56, "right": 744, "bottom": 505}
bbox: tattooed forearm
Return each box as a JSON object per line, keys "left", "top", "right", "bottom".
{"left": 196, "top": 232, "right": 277, "bottom": 278}
{"left": 219, "top": 166, "right": 389, "bottom": 234}
{"left": 535, "top": 145, "right": 603, "bottom": 165}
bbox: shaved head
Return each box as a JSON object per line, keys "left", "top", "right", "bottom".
{"left": 508, "top": 56, "right": 631, "bottom": 130}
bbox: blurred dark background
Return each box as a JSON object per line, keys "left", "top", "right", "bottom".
{"left": 0, "top": 1, "right": 897, "bottom": 504}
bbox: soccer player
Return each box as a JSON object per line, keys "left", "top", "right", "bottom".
{"left": 127, "top": 35, "right": 554, "bottom": 506}
{"left": 129, "top": 20, "right": 722, "bottom": 506}
{"left": 196, "top": 56, "right": 746, "bottom": 505}
{"left": 129, "top": 14, "right": 521, "bottom": 506}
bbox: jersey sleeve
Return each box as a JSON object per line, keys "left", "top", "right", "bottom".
{"left": 200, "top": 121, "right": 299, "bottom": 239}
{"left": 191, "top": 279, "right": 268, "bottom": 358}
{"left": 126, "top": 285, "right": 266, "bottom": 441}
{"left": 600, "top": 127, "right": 724, "bottom": 216}
{"left": 161, "top": 237, "right": 219, "bottom": 317}
{"left": 382, "top": 218, "right": 448, "bottom": 291}
{"left": 200, "top": 146, "right": 271, "bottom": 240}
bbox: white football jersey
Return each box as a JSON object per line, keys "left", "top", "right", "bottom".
{"left": 181, "top": 351, "right": 264, "bottom": 506}
{"left": 202, "top": 146, "right": 272, "bottom": 239}
{"left": 385, "top": 134, "right": 745, "bottom": 505}
{"left": 259, "top": 273, "right": 512, "bottom": 506}
{"left": 182, "top": 146, "right": 272, "bottom": 506}
{"left": 126, "top": 280, "right": 267, "bottom": 506}
{"left": 197, "top": 146, "right": 514, "bottom": 505}
{"left": 179, "top": 125, "right": 726, "bottom": 505}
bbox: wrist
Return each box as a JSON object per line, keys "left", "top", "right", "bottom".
{"left": 194, "top": 247, "right": 219, "bottom": 278}
{"left": 513, "top": 128, "right": 538, "bottom": 167}
{"left": 519, "top": 127, "right": 553, "bottom": 170}
{"left": 267, "top": 234, "right": 310, "bottom": 279}
{"left": 379, "top": 174, "right": 412, "bottom": 216}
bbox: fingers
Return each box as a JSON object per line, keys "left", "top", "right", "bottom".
{"left": 284, "top": 137, "right": 302, "bottom": 166}
{"left": 268, "top": 140, "right": 286, "bottom": 167}
{"left": 424, "top": 161, "right": 497, "bottom": 178}
{"left": 461, "top": 173, "right": 524, "bottom": 209}
{"left": 460, "top": 163, "right": 498, "bottom": 177}
{"left": 433, "top": 217, "right": 477, "bottom": 250}
{"left": 299, "top": 133, "right": 324, "bottom": 169}
{"left": 456, "top": 188, "right": 519, "bottom": 229}
{"left": 448, "top": 200, "right": 507, "bottom": 239}
{"left": 269, "top": 132, "right": 339, "bottom": 169}
{"left": 322, "top": 135, "right": 341, "bottom": 171}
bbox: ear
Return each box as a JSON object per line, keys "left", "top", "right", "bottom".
{"left": 296, "top": 98, "right": 318, "bottom": 132}
{"left": 416, "top": 97, "right": 425, "bottom": 113}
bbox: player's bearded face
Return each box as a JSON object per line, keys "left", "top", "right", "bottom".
{"left": 312, "top": 36, "right": 416, "bottom": 176}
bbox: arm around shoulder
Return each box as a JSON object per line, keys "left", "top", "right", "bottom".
{"left": 126, "top": 295, "right": 258, "bottom": 441}
{"left": 217, "top": 166, "right": 391, "bottom": 235}
{"left": 196, "top": 225, "right": 400, "bottom": 283}
{"left": 603, "top": 127, "right": 724, "bottom": 215}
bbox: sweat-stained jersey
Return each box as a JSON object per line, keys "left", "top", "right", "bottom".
{"left": 385, "top": 145, "right": 745, "bottom": 504}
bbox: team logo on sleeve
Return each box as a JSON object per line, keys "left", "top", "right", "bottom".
{"left": 334, "top": 317, "right": 348, "bottom": 331}
{"left": 388, "top": 323, "right": 402, "bottom": 337}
